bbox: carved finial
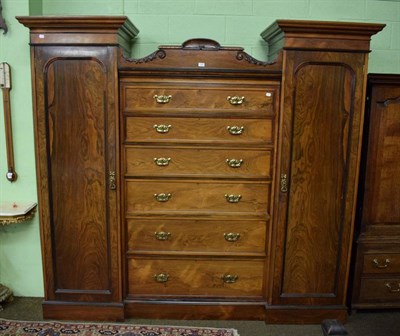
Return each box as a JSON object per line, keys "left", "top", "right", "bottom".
{"left": 181, "top": 38, "right": 221, "bottom": 50}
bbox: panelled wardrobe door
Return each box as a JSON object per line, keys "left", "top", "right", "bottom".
{"left": 275, "top": 51, "right": 366, "bottom": 306}
{"left": 261, "top": 20, "right": 384, "bottom": 323}
{"left": 36, "top": 47, "right": 118, "bottom": 301}
{"left": 17, "top": 16, "right": 139, "bottom": 321}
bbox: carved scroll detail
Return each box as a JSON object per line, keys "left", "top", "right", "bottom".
{"left": 236, "top": 51, "right": 276, "bottom": 66}
{"left": 124, "top": 49, "right": 166, "bottom": 64}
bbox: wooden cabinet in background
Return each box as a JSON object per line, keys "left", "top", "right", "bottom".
{"left": 351, "top": 74, "right": 400, "bottom": 309}
{"left": 17, "top": 16, "right": 384, "bottom": 323}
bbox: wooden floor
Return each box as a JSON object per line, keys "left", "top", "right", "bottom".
{"left": 1, "top": 297, "right": 400, "bottom": 336}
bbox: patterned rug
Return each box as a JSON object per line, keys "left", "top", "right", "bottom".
{"left": 0, "top": 319, "right": 239, "bottom": 336}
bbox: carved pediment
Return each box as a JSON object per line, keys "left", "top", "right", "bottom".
{"left": 120, "top": 38, "right": 281, "bottom": 72}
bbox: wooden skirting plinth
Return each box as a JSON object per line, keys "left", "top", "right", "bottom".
{"left": 42, "top": 301, "right": 124, "bottom": 321}
{"left": 124, "top": 301, "right": 266, "bottom": 320}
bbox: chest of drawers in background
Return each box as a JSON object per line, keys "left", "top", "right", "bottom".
{"left": 120, "top": 77, "right": 280, "bottom": 317}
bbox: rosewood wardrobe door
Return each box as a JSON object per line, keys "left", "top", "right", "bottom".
{"left": 33, "top": 47, "right": 120, "bottom": 304}
{"left": 272, "top": 51, "right": 367, "bottom": 307}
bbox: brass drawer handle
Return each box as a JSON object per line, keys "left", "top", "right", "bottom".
{"left": 154, "top": 124, "right": 172, "bottom": 133}
{"left": 222, "top": 274, "right": 238, "bottom": 284}
{"left": 280, "top": 174, "right": 288, "bottom": 193}
{"left": 109, "top": 171, "right": 116, "bottom": 190}
{"left": 227, "top": 126, "right": 244, "bottom": 135}
{"left": 225, "top": 194, "right": 242, "bottom": 203}
{"left": 372, "top": 258, "right": 390, "bottom": 269}
{"left": 224, "top": 232, "right": 241, "bottom": 242}
{"left": 154, "top": 193, "right": 172, "bottom": 202}
{"left": 385, "top": 282, "right": 400, "bottom": 293}
{"left": 154, "top": 157, "right": 171, "bottom": 166}
{"left": 227, "top": 96, "right": 245, "bottom": 105}
{"left": 154, "top": 273, "right": 170, "bottom": 283}
{"left": 226, "top": 158, "right": 243, "bottom": 168}
{"left": 154, "top": 94, "right": 172, "bottom": 104}
{"left": 155, "top": 231, "right": 171, "bottom": 241}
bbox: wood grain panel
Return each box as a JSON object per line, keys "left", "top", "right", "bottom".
{"left": 125, "top": 180, "right": 270, "bottom": 215}
{"left": 281, "top": 63, "right": 353, "bottom": 295}
{"left": 126, "top": 219, "right": 267, "bottom": 254}
{"left": 46, "top": 59, "right": 110, "bottom": 293}
{"left": 125, "top": 117, "right": 273, "bottom": 144}
{"left": 127, "top": 258, "right": 264, "bottom": 297}
{"left": 122, "top": 83, "right": 277, "bottom": 115}
{"left": 125, "top": 146, "right": 272, "bottom": 178}
{"left": 270, "top": 50, "right": 368, "bottom": 307}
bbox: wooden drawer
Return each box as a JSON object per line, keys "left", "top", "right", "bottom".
{"left": 122, "top": 84, "right": 277, "bottom": 115}
{"left": 126, "top": 219, "right": 267, "bottom": 254}
{"left": 125, "top": 180, "right": 270, "bottom": 215}
{"left": 359, "top": 278, "right": 400, "bottom": 302}
{"left": 125, "top": 146, "right": 272, "bottom": 178}
{"left": 127, "top": 258, "right": 265, "bottom": 297}
{"left": 125, "top": 117, "right": 273, "bottom": 144}
{"left": 363, "top": 254, "right": 400, "bottom": 274}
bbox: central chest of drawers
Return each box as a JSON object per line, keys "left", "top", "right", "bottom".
{"left": 121, "top": 75, "right": 279, "bottom": 308}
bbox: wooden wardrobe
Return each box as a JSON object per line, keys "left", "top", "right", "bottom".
{"left": 17, "top": 16, "right": 384, "bottom": 323}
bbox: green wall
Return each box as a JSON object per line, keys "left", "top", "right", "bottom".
{"left": 0, "top": 0, "right": 399, "bottom": 297}
{"left": 0, "top": 0, "right": 43, "bottom": 296}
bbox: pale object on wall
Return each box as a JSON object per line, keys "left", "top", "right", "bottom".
{"left": 0, "top": 0, "right": 8, "bottom": 34}
{"left": 1, "top": 62, "right": 17, "bottom": 182}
